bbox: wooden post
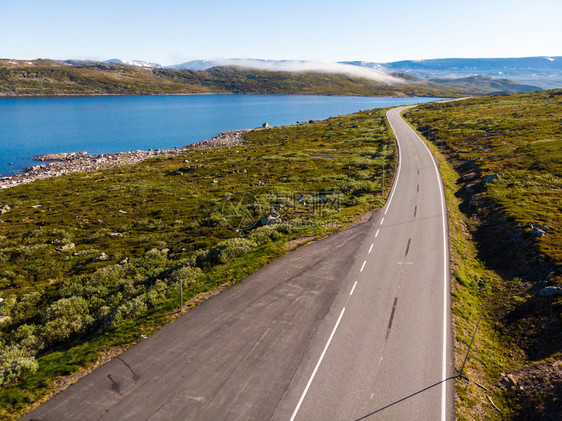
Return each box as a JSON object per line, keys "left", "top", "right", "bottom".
{"left": 180, "top": 280, "right": 183, "bottom": 313}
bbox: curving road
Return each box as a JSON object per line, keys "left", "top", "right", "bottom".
{"left": 276, "top": 106, "right": 453, "bottom": 420}
{"left": 23, "top": 106, "right": 453, "bottom": 421}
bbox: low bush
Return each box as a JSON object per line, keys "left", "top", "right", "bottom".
{"left": 207, "top": 238, "right": 257, "bottom": 265}
{"left": 0, "top": 345, "right": 38, "bottom": 387}
{"left": 247, "top": 226, "right": 283, "bottom": 245}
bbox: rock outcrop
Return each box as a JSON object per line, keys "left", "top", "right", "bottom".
{"left": 182, "top": 129, "right": 252, "bottom": 149}
{"left": 34, "top": 151, "right": 88, "bottom": 161}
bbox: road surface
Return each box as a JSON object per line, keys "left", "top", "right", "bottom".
{"left": 23, "top": 106, "right": 453, "bottom": 421}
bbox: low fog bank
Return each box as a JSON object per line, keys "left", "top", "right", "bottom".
{"left": 175, "top": 58, "right": 403, "bottom": 84}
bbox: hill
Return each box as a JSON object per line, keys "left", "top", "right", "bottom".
{"left": 430, "top": 75, "right": 541, "bottom": 93}
{"left": 0, "top": 59, "right": 540, "bottom": 97}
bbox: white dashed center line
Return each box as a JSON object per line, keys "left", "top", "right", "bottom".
{"left": 350, "top": 281, "right": 357, "bottom": 296}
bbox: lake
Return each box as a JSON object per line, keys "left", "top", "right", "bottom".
{"left": 0, "top": 94, "right": 443, "bottom": 176}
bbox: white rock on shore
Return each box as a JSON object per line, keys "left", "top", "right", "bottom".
{"left": 182, "top": 129, "right": 252, "bottom": 149}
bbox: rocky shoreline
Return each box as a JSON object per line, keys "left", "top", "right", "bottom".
{"left": 33, "top": 151, "right": 89, "bottom": 162}
{"left": 0, "top": 129, "right": 253, "bottom": 189}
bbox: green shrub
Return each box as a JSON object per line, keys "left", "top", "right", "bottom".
{"left": 84, "top": 229, "right": 108, "bottom": 243}
{"left": 134, "top": 249, "right": 171, "bottom": 275}
{"left": 43, "top": 296, "right": 89, "bottom": 321}
{"left": 339, "top": 179, "right": 378, "bottom": 196}
{"left": 42, "top": 296, "right": 93, "bottom": 345}
{"left": 90, "top": 264, "right": 126, "bottom": 287}
{"left": 0, "top": 345, "right": 38, "bottom": 386}
{"left": 146, "top": 289, "right": 163, "bottom": 307}
{"left": 96, "top": 306, "right": 111, "bottom": 318}
{"left": 107, "top": 296, "right": 148, "bottom": 329}
{"left": 152, "top": 279, "right": 168, "bottom": 293}
{"left": 11, "top": 291, "right": 42, "bottom": 323}
{"left": 42, "top": 315, "right": 94, "bottom": 346}
{"left": 207, "top": 238, "right": 257, "bottom": 264}
{"left": 13, "top": 324, "right": 43, "bottom": 351}
{"left": 352, "top": 170, "right": 374, "bottom": 180}
{"left": 22, "top": 252, "right": 63, "bottom": 282}
{"left": 247, "top": 226, "right": 283, "bottom": 245}
{"left": 0, "top": 294, "right": 16, "bottom": 316}
{"left": 169, "top": 266, "right": 202, "bottom": 288}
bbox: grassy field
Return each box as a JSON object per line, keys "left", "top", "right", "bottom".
{"left": 0, "top": 108, "right": 397, "bottom": 418}
{"left": 405, "top": 90, "right": 562, "bottom": 419}
{"left": 0, "top": 59, "right": 538, "bottom": 97}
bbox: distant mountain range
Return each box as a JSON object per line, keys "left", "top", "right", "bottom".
{"left": 342, "top": 57, "right": 562, "bottom": 89}
{"left": 0, "top": 58, "right": 546, "bottom": 97}
{"left": 105, "top": 56, "right": 561, "bottom": 89}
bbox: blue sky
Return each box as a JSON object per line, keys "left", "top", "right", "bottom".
{"left": 1, "top": 0, "right": 561, "bottom": 65}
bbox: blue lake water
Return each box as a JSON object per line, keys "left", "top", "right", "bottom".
{"left": 0, "top": 94, "right": 443, "bottom": 176}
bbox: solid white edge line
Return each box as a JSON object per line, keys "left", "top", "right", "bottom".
{"left": 360, "top": 260, "right": 366, "bottom": 272}
{"left": 290, "top": 307, "right": 347, "bottom": 421}
{"left": 350, "top": 281, "right": 357, "bottom": 296}
{"left": 402, "top": 110, "right": 449, "bottom": 421}
{"left": 368, "top": 243, "right": 374, "bottom": 254}
{"left": 384, "top": 109, "right": 402, "bottom": 216}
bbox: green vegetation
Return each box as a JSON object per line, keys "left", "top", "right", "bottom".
{"left": 0, "top": 59, "right": 538, "bottom": 97}
{"left": 404, "top": 90, "right": 562, "bottom": 419}
{"left": 0, "top": 109, "right": 396, "bottom": 418}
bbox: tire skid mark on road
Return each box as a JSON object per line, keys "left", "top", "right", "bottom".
{"left": 405, "top": 238, "right": 411, "bottom": 257}
{"left": 385, "top": 297, "right": 399, "bottom": 339}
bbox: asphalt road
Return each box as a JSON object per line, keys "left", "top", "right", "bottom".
{"left": 23, "top": 106, "right": 453, "bottom": 421}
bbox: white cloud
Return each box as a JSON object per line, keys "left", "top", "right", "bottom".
{"left": 207, "top": 59, "right": 403, "bottom": 84}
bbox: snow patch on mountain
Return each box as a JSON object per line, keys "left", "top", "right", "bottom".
{"left": 105, "top": 59, "right": 162, "bottom": 68}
